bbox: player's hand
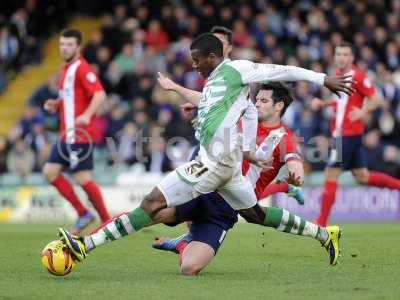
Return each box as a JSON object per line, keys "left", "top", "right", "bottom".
{"left": 324, "top": 75, "right": 356, "bottom": 97}
{"left": 43, "top": 99, "right": 60, "bottom": 113}
{"left": 157, "top": 72, "right": 178, "bottom": 91}
{"left": 180, "top": 102, "right": 197, "bottom": 120}
{"left": 310, "top": 98, "right": 324, "bottom": 111}
{"left": 348, "top": 107, "right": 366, "bottom": 122}
{"left": 286, "top": 171, "right": 303, "bottom": 186}
{"left": 75, "top": 113, "right": 91, "bottom": 126}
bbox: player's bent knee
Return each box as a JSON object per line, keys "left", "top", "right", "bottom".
{"left": 180, "top": 263, "right": 202, "bottom": 276}
{"left": 140, "top": 188, "right": 167, "bottom": 216}
{"left": 42, "top": 164, "right": 60, "bottom": 183}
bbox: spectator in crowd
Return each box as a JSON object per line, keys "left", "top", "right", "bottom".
{"left": 28, "top": 74, "right": 59, "bottom": 108}
{"left": 4, "top": 0, "right": 400, "bottom": 176}
{"left": 0, "top": 25, "right": 19, "bottom": 70}
{"left": 6, "top": 138, "right": 35, "bottom": 179}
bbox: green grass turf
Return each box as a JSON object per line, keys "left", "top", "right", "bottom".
{"left": 0, "top": 222, "right": 399, "bottom": 300}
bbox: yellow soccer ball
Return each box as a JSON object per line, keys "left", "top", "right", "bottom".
{"left": 40, "top": 240, "right": 75, "bottom": 276}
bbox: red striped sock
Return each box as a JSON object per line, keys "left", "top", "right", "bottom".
{"left": 81, "top": 181, "right": 111, "bottom": 222}
{"left": 368, "top": 171, "right": 400, "bottom": 189}
{"left": 315, "top": 181, "right": 337, "bottom": 227}
{"left": 52, "top": 175, "right": 87, "bottom": 216}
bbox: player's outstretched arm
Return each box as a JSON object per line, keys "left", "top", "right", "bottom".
{"left": 228, "top": 60, "right": 355, "bottom": 96}
{"left": 157, "top": 72, "right": 201, "bottom": 105}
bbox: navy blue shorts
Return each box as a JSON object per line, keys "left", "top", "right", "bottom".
{"left": 189, "top": 144, "right": 200, "bottom": 160}
{"left": 327, "top": 135, "right": 367, "bottom": 170}
{"left": 48, "top": 141, "right": 93, "bottom": 172}
{"left": 169, "top": 193, "right": 238, "bottom": 253}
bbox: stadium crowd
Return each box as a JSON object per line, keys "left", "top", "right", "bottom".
{"left": 1, "top": 0, "right": 400, "bottom": 180}
{"left": 0, "top": 0, "right": 73, "bottom": 94}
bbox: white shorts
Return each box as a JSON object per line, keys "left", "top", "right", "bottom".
{"left": 157, "top": 160, "right": 257, "bottom": 211}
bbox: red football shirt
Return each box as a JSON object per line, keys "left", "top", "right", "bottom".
{"left": 58, "top": 55, "right": 104, "bottom": 143}
{"left": 241, "top": 123, "right": 301, "bottom": 200}
{"left": 330, "top": 65, "right": 375, "bottom": 137}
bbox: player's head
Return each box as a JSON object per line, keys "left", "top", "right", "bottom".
{"left": 59, "top": 29, "right": 82, "bottom": 63}
{"left": 255, "top": 83, "right": 293, "bottom": 121}
{"left": 334, "top": 41, "right": 354, "bottom": 70}
{"left": 190, "top": 33, "right": 224, "bottom": 78}
{"left": 210, "top": 26, "right": 233, "bottom": 58}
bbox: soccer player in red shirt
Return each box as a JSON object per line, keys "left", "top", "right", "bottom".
{"left": 313, "top": 42, "right": 400, "bottom": 226}
{"left": 43, "top": 29, "right": 110, "bottom": 233}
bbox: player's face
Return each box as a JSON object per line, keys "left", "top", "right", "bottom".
{"left": 255, "top": 89, "right": 283, "bottom": 121}
{"left": 334, "top": 47, "right": 353, "bottom": 70}
{"left": 59, "top": 36, "right": 80, "bottom": 62}
{"left": 190, "top": 49, "right": 215, "bottom": 77}
{"left": 213, "top": 33, "right": 232, "bottom": 58}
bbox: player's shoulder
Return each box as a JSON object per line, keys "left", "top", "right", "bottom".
{"left": 76, "top": 56, "right": 92, "bottom": 71}
{"left": 352, "top": 65, "right": 374, "bottom": 89}
{"left": 227, "top": 59, "right": 254, "bottom": 70}
{"left": 77, "top": 57, "right": 98, "bottom": 81}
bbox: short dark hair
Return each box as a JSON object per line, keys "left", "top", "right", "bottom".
{"left": 258, "top": 82, "right": 293, "bottom": 116}
{"left": 61, "top": 29, "right": 82, "bottom": 45}
{"left": 190, "top": 33, "right": 223, "bottom": 58}
{"left": 335, "top": 41, "right": 354, "bottom": 54}
{"left": 210, "top": 26, "right": 232, "bottom": 45}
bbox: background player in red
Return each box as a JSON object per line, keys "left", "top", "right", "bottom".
{"left": 312, "top": 41, "right": 400, "bottom": 226}
{"left": 42, "top": 29, "right": 110, "bottom": 233}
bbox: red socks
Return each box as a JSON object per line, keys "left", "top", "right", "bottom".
{"left": 52, "top": 175, "right": 87, "bottom": 216}
{"left": 316, "top": 181, "right": 337, "bottom": 227}
{"left": 81, "top": 181, "right": 111, "bottom": 222}
{"left": 260, "top": 181, "right": 289, "bottom": 198}
{"left": 177, "top": 241, "right": 189, "bottom": 267}
{"left": 51, "top": 176, "right": 111, "bottom": 223}
{"left": 367, "top": 171, "right": 400, "bottom": 189}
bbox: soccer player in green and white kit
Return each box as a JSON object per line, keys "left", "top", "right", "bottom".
{"left": 58, "top": 33, "right": 353, "bottom": 266}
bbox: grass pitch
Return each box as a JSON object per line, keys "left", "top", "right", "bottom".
{"left": 0, "top": 222, "right": 399, "bottom": 300}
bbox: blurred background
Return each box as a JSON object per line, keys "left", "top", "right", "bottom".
{"left": 0, "top": 0, "right": 399, "bottom": 222}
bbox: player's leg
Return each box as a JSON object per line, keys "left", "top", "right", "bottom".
{"left": 43, "top": 160, "right": 88, "bottom": 219}
{"left": 59, "top": 186, "right": 167, "bottom": 261}
{"left": 59, "top": 167, "right": 200, "bottom": 261}
{"left": 352, "top": 167, "right": 400, "bottom": 189}
{"left": 71, "top": 142, "right": 111, "bottom": 225}
{"left": 350, "top": 140, "right": 400, "bottom": 191}
{"left": 73, "top": 170, "right": 110, "bottom": 224}
{"left": 155, "top": 221, "right": 228, "bottom": 276}
{"left": 261, "top": 180, "right": 305, "bottom": 205}
{"left": 180, "top": 241, "right": 215, "bottom": 276}
{"left": 152, "top": 198, "right": 202, "bottom": 253}
{"left": 315, "top": 135, "right": 356, "bottom": 226}
{"left": 239, "top": 204, "right": 342, "bottom": 265}
{"left": 315, "top": 167, "right": 341, "bottom": 226}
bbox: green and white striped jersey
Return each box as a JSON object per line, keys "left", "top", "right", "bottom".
{"left": 195, "top": 59, "right": 326, "bottom": 163}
